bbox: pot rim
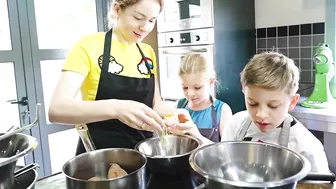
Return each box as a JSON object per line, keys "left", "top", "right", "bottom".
{"left": 0, "top": 133, "right": 38, "bottom": 167}
{"left": 61, "top": 148, "right": 147, "bottom": 182}
{"left": 189, "top": 141, "right": 312, "bottom": 188}
{"left": 135, "top": 135, "right": 202, "bottom": 159}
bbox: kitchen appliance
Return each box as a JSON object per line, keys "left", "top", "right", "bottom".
{"left": 135, "top": 135, "right": 201, "bottom": 175}
{"left": 301, "top": 43, "right": 336, "bottom": 109}
{"left": 0, "top": 104, "right": 41, "bottom": 189}
{"left": 189, "top": 141, "right": 335, "bottom": 189}
{"left": 157, "top": 0, "right": 256, "bottom": 113}
{"left": 62, "top": 124, "right": 147, "bottom": 189}
{"left": 157, "top": 0, "right": 213, "bottom": 33}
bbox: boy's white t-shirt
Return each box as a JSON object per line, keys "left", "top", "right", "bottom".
{"left": 221, "top": 110, "right": 330, "bottom": 173}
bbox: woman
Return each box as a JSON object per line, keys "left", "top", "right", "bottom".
{"left": 48, "top": 0, "right": 175, "bottom": 155}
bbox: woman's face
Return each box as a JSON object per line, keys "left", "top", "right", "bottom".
{"left": 114, "top": 0, "right": 161, "bottom": 43}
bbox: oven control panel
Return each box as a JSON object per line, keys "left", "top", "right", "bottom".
{"left": 158, "top": 28, "right": 214, "bottom": 47}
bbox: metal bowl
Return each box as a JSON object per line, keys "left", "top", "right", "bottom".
{"left": 189, "top": 141, "right": 311, "bottom": 189}
{"left": 135, "top": 135, "right": 201, "bottom": 175}
{"left": 0, "top": 133, "right": 38, "bottom": 189}
{"left": 62, "top": 148, "right": 147, "bottom": 189}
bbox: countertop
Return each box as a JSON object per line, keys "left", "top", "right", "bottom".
{"left": 34, "top": 172, "right": 335, "bottom": 189}
{"left": 290, "top": 97, "right": 336, "bottom": 133}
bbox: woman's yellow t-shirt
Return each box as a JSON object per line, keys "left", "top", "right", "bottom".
{"left": 63, "top": 32, "right": 157, "bottom": 101}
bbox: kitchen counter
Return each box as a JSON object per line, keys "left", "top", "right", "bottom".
{"left": 290, "top": 97, "right": 336, "bottom": 133}
{"left": 34, "top": 172, "right": 335, "bottom": 189}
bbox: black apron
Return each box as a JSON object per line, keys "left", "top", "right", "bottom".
{"left": 179, "top": 96, "right": 220, "bottom": 142}
{"left": 76, "top": 29, "right": 154, "bottom": 155}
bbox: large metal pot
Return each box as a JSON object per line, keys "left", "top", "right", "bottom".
{"left": 0, "top": 104, "right": 40, "bottom": 189}
{"left": 189, "top": 141, "right": 311, "bottom": 189}
{"left": 135, "top": 135, "right": 201, "bottom": 175}
{"left": 62, "top": 124, "right": 147, "bottom": 189}
{"left": 0, "top": 133, "right": 38, "bottom": 189}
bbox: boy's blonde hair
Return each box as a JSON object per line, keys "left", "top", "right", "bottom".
{"left": 179, "top": 52, "right": 215, "bottom": 78}
{"left": 240, "top": 51, "right": 300, "bottom": 95}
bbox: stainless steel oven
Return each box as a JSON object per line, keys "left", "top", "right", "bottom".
{"left": 158, "top": 28, "right": 214, "bottom": 101}
{"left": 157, "top": 0, "right": 213, "bottom": 33}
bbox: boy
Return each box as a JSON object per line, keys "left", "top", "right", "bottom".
{"left": 170, "top": 52, "right": 330, "bottom": 173}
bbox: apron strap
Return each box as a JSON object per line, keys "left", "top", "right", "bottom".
{"left": 102, "top": 29, "right": 113, "bottom": 73}
{"left": 278, "top": 115, "right": 292, "bottom": 147}
{"left": 210, "top": 95, "right": 219, "bottom": 133}
{"left": 180, "top": 96, "right": 219, "bottom": 139}
{"left": 236, "top": 117, "right": 252, "bottom": 140}
{"left": 136, "top": 43, "right": 152, "bottom": 75}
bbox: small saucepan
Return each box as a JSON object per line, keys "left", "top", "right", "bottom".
{"left": 62, "top": 124, "right": 147, "bottom": 189}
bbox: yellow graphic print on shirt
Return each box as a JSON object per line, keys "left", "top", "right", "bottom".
{"left": 62, "top": 32, "right": 157, "bottom": 101}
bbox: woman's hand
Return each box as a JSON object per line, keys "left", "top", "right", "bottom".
{"left": 116, "top": 100, "right": 165, "bottom": 132}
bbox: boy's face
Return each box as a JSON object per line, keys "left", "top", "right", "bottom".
{"left": 242, "top": 85, "right": 300, "bottom": 133}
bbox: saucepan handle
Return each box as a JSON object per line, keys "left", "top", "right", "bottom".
{"left": 75, "top": 124, "right": 96, "bottom": 152}
{"left": 194, "top": 183, "right": 206, "bottom": 189}
{"left": 0, "top": 103, "right": 41, "bottom": 141}
{"left": 302, "top": 173, "right": 336, "bottom": 183}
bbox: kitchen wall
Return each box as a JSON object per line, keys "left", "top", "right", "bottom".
{"left": 255, "top": 0, "right": 326, "bottom": 84}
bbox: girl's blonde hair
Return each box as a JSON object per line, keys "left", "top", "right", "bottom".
{"left": 179, "top": 53, "right": 217, "bottom": 95}
{"left": 107, "top": 0, "right": 164, "bottom": 29}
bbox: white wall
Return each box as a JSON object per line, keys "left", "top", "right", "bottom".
{"left": 255, "top": 0, "right": 326, "bottom": 28}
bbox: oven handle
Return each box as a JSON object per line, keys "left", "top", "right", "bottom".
{"left": 162, "top": 48, "right": 208, "bottom": 55}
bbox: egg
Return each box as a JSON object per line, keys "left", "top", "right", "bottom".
{"left": 164, "top": 113, "right": 179, "bottom": 126}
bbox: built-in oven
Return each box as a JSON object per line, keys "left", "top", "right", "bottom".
{"left": 157, "top": 0, "right": 213, "bottom": 33}
{"left": 158, "top": 28, "right": 214, "bottom": 101}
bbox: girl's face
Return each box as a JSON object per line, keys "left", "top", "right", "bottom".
{"left": 180, "top": 73, "right": 214, "bottom": 105}
{"left": 114, "top": 0, "right": 160, "bottom": 43}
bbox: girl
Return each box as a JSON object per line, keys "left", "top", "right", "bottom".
{"left": 175, "top": 53, "right": 232, "bottom": 142}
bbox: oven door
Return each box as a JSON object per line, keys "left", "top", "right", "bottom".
{"left": 158, "top": 45, "right": 214, "bottom": 101}
{"left": 157, "top": 0, "right": 213, "bottom": 33}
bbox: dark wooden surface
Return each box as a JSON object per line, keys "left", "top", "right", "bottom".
{"left": 35, "top": 172, "right": 335, "bottom": 189}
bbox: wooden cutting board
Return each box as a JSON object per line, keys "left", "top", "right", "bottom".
{"left": 297, "top": 183, "right": 335, "bottom": 189}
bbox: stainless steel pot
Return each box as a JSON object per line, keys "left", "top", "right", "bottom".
{"left": 14, "top": 164, "right": 39, "bottom": 189}
{"left": 135, "top": 135, "right": 201, "bottom": 175}
{"left": 0, "top": 104, "right": 40, "bottom": 189}
{"left": 62, "top": 124, "right": 147, "bottom": 189}
{"left": 189, "top": 141, "right": 311, "bottom": 189}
